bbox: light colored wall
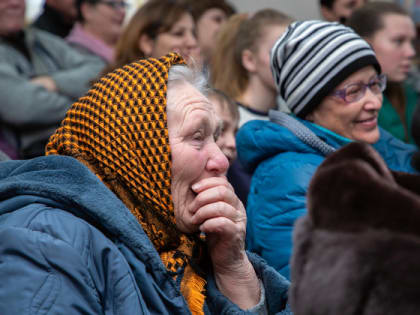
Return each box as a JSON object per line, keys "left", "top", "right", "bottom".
{"left": 25, "top": 0, "right": 143, "bottom": 24}
{"left": 228, "top": 0, "right": 395, "bottom": 21}
{"left": 228, "top": 0, "right": 322, "bottom": 20}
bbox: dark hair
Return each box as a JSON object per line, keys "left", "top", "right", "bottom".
{"left": 210, "top": 9, "right": 293, "bottom": 99}
{"left": 319, "top": 0, "right": 335, "bottom": 9}
{"left": 101, "top": 0, "right": 191, "bottom": 74}
{"left": 179, "top": 0, "right": 235, "bottom": 22}
{"left": 75, "top": 0, "right": 100, "bottom": 22}
{"left": 347, "top": 1, "right": 409, "bottom": 38}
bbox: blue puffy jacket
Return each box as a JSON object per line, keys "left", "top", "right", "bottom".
{"left": 237, "top": 112, "right": 417, "bottom": 280}
{"left": 0, "top": 155, "right": 291, "bottom": 314}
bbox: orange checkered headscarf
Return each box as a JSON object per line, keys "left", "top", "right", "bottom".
{"left": 46, "top": 53, "right": 207, "bottom": 314}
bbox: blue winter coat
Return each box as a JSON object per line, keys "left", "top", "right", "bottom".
{"left": 0, "top": 155, "right": 291, "bottom": 314}
{"left": 237, "top": 112, "right": 417, "bottom": 280}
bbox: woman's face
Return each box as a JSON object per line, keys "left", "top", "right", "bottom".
{"left": 84, "top": 1, "right": 126, "bottom": 44}
{"left": 252, "top": 24, "right": 289, "bottom": 91}
{"left": 167, "top": 82, "right": 229, "bottom": 233}
{"left": 149, "top": 13, "right": 198, "bottom": 62}
{"left": 307, "top": 66, "right": 382, "bottom": 144}
{"left": 209, "top": 95, "right": 238, "bottom": 166}
{"left": 368, "top": 13, "right": 416, "bottom": 82}
{"left": 196, "top": 8, "right": 228, "bottom": 60}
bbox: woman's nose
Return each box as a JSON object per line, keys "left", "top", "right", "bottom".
{"left": 406, "top": 43, "right": 416, "bottom": 59}
{"left": 364, "top": 88, "right": 382, "bottom": 111}
{"left": 185, "top": 31, "right": 198, "bottom": 48}
{"left": 206, "top": 142, "right": 229, "bottom": 176}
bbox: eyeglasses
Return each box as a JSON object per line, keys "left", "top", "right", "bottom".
{"left": 98, "top": 1, "right": 129, "bottom": 9}
{"left": 330, "top": 74, "right": 387, "bottom": 104}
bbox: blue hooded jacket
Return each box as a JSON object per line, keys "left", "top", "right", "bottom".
{"left": 237, "top": 112, "right": 417, "bottom": 280}
{"left": 0, "top": 155, "right": 291, "bottom": 314}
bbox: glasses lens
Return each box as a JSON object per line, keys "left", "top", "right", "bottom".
{"left": 345, "top": 84, "right": 364, "bottom": 102}
{"left": 369, "top": 74, "right": 386, "bottom": 94}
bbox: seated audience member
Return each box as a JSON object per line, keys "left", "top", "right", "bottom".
{"left": 208, "top": 89, "right": 239, "bottom": 165}
{"left": 0, "top": 53, "right": 291, "bottom": 315}
{"left": 347, "top": 2, "right": 418, "bottom": 143}
{"left": 180, "top": 0, "right": 235, "bottom": 67}
{"left": 101, "top": 0, "right": 198, "bottom": 75}
{"left": 0, "top": 0, "right": 105, "bottom": 158}
{"left": 33, "top": 0, "right": 77, "bottom": 38}
{"left": 66, "top": 0, "right": 127, "bottom": 63}
{"left": 290, "top": 142, "right": 420, "bottom": 315}
{"left": 319, "top": 0, "right": 366, "bottom": 24}
{"left": 236, "top": 20, "right": 417, "bottom": 280}
{"left": 210, "top": 9, "right": 293, "bottom": 206}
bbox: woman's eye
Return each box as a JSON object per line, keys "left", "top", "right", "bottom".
{"left": 192, "top": 131, "right": 204, "bottom": 141}
{"left": 171, "top": 30, "right": 184, "bottom": 37}
{"left": 393, "top": 38, "right": 404, "bottom": 45}
{"left": 347, "top": 85, "right": 362, "bottom": 96}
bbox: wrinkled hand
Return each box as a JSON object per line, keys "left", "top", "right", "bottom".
{"left": 190, "top": 177, "right": 260, "bottom": 308}
{"left": 31, "top": 76, "right": 57, "bottom": 92}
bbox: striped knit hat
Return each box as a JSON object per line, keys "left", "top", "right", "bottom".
{"left": 271, "top": 20, "right": 381, "bottom": 118}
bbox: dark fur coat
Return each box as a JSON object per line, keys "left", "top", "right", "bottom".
{"left": 290, "top": 142, "right": 420, "bottom": 315}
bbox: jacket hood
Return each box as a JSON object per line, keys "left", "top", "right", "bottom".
{"left": 0, "top": 156, "right": 163, "bottom": 267}
{"left": 236, "top": 117, "right": 346, "bottom": 173}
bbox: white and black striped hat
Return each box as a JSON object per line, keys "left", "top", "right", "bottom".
{"left": 271, "top": 20, "right": 381, "bottom": 118}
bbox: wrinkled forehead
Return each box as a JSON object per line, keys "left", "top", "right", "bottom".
{"left": 166, "top": 80, "right": 214, "bottom": 113}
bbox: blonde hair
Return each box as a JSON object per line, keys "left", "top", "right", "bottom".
{"left": 210, "top": 9, "right": 293, "bottom": 99}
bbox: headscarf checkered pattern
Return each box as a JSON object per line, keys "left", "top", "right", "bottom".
{"left": 46, "top": 53, "right": 207, "bottom": 315}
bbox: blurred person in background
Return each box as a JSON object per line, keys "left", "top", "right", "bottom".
{"left": 180, "top": 0, "right": 235, "bottom": 68}
{"left": 33, "top": 0, "right": 77, "bottom": 38}
{"left": 0, "top": 0, "right": 104, "bottom": 158}
{"left": 320, "top": 0, "right": 367, "bottom": 24}
{"left": 210, "top": 9, "right": 293, "bottom": 206}
{"left": 208, "top": 89, "right": 239, "bottom": 166}
{"left": 348, "top": 1, "right": 417, "bottom": 143}
{"left": 101, "top": 0, "right": 198, "bottom": 75}
{"left": 66, "top": 0, "right": 127, "bottom": 64}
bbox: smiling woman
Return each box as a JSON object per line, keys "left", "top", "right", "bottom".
{"left": 236, "top": 20, "right": 418, "bottom": 281}
{"left": 101, "top": 0, "right": 199, "bottom": 75}
{"left": 347, "top": 1, "right": 418, "bottom": 143}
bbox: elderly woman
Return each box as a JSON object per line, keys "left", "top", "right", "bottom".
{"left": 236, "top": 20, "right": 418, "bottom": 280}
{"left": 0, "top": 53, "right": 290, "bottom": 314}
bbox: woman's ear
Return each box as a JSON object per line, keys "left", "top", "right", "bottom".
{"left": 138, "top": 33, "right": 154, "bottom": 57}
{"left": 241, "top": 49, "right": 257, "bottom": 73}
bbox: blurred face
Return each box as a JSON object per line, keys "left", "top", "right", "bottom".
{"left": 307, "top": 66, "right": 382, "bottom": 144}
{"left": 150, "top": 13, "right": 198, "bottom": 62}
{"left": 322, "top": 0, "right": 365, "bottom": 23}
{"left": 253, "top": 24, "right": 289, "bottom": 91}
{"left": 196, "top": 8, "right": 228, "bottom": 61}
{"left": 83, "top": 1, "right": 126, "bottom": 45}
{"left": 368, "top": 14, "right": 416, "bottom": 83}
{"left": 209, "top": 95, "right": 238, "bottom": 166}
{"left": 168, "top": 82, "right": 229, "bottom": 233}
{"left": 0, "top": 0, "right": 25, "bottom": 36}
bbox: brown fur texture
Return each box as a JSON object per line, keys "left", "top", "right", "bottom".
{"left": 290, "top": 142, "right": 420, "bottom": 315}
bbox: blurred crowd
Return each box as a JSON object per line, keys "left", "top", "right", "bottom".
{"left": 1, "top": 0, "right": 420, "bottom": 314}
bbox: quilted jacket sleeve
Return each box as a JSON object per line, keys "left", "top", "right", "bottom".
{"left": 0, "top": 206, "right": 146, "bottom": 315}
{"left": 205, "top": 252, "right": 291, "bottom": 314}
{"left": 245, "top": 151, "right": 322, "bottom": 280}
